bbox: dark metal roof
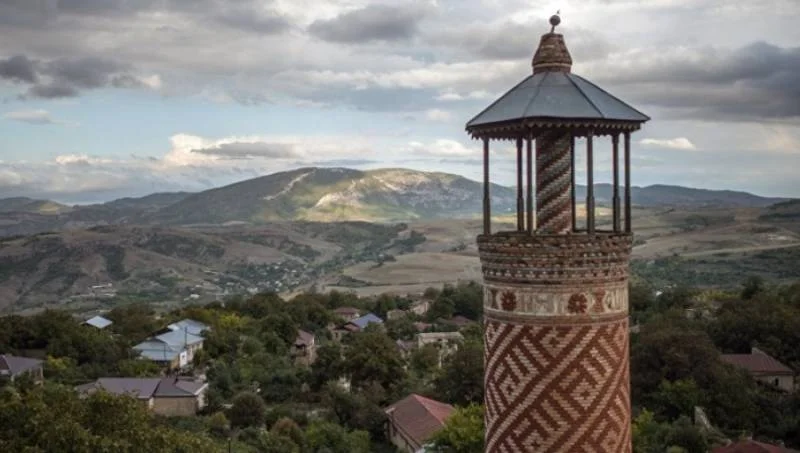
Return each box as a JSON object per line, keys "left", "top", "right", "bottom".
{"left": 0, "top": 354, "right": 43, "bottom": 377}
{"left": 466, "top": 71, "right": 650, "bottom": 129}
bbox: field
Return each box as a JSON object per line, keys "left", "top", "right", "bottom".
{"left": 331, "top": 205, "right": 800, "bottom": 296}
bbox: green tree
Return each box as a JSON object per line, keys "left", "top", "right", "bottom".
{"left": 434, "top": 339, "right": 484, "bottom": 406}
{"left": 228, "top": 391, "right": 266, "bottom": 429}
{"left": 428, "top": 404, "right": 484, "bottom": 453}
{"left": 343, "top": 330, "right": 407, "bottom": 394}
{"left": 305, "top": 421, "right": 371, "bottom": 453}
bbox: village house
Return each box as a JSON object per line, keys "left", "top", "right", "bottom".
{"left": 333, "top": 313, "right": 384, "bottom": 341}
{"left": 416, "top": 332, "right": 464, "bottom": 367}
{"left": 167, "top": 319, "right": 209, "bottom": 336}
{"left": 292, "top": 329, "right": 317, "bottom": 366}
{"left": 384, "top": 394, "right": 454, "bottom": 453}
{"left": 409, "top": 299, "right": 431, "bottom": 316}
{"left": 133, "top": 330, "right": 204, "bottom": 369}
{"left": 83, "top": 315, "right": 113, "bottom": 330}
{"left": 387, "top": 309, "right": 406, "bottom": 321}
{"left": 713, "top": 439, "right": 799, "bottom": 453}
{"left": 76, "top": 376, "right": 208, "bottom": 417}
{"left": 0, "top": 354, "right": 44, "bottom": 384}
{"left": 333, "top": 307, "right": 361, "bottom": 322}
{"left": 721, "top": 347, "right": 795, "bottom": 392}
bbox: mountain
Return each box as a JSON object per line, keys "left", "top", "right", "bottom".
{"left": 577, "top": 184, "right": 787, "bottom": 208}
{"left": 0, "top": 168, "right": 793, "bottom": 235}
{"left": 147, "top": 167, "right": 516, "bottom": 225}
{"left": 0, "top": 197, "right": 71, "bottom": 215}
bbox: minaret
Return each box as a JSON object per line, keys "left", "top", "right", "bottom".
{"left": 465, "top": 15, "right": 650, "bottom": 453}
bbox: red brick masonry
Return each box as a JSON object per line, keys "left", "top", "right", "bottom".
{"left": 480, "top": 233, "right": 633, "bottom": 453}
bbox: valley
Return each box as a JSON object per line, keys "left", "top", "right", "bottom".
{"left": 1, "top": 167, "right": 798, "bottom": 314}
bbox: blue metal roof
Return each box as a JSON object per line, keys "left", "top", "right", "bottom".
{"left": 350, "top": 313, "right": 384, "bottom": 330}
{"left": 467, "top": 71, "right": 649, "bottom": 128}
{"left": 133, "top": 341, "right": 182, "bottom": 362}
{"left": 155, "top": 329, "right": 203, "bottom": 347}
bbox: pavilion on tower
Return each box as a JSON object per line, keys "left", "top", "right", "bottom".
{"left": 466, "top": 14, "right": 650, "bottom": 453}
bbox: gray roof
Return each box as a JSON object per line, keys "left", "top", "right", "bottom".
{"left": 155, "top": 329, "right": 203, "bottom": 347}
{"left": 167, "top": 319, "right": 209, "bottom": 336}
{"left": 349, "top": 313, "right": 384, "bottom": 330}
{"left": 0, "top": 354, "right": 43, "bottom": 377}
{"left": 467, "top": 71, "right": 650, "bottom": 128}
{"left": 76, "top": 378, "right": 161, "bottom": 399}
{"left": 295, "top": 329, "right": 315, "bottom": 347}
{"left": 76, "top": 377, "right": 205, "bottom": 399}
{"left": 133, "top": 340, "right": 182, "bottom": 362}
{"left": 84, "top": 315, "right": 113, "bottom": 329}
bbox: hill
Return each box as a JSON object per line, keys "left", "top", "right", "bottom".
{"left": 0, "top": 221, "right": 426, "bottom": 312}
{"left": 0, "top": 197, "right": 71, "bottom": 215}
{"left": 0, "top": 168, "right": 792, "bottom": 235}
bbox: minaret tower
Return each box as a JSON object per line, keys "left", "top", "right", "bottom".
{"left": 466, "top": 15, "right": 650, "bottom": 453}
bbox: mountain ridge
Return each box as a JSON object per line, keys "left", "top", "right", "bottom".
{"left": 0, "top": 167, "right": 791, "bottom": 236}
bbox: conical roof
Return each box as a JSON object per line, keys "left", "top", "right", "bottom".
{"left": 466, "top": 15, "right": 649, "bottom": 134}
{"left": 467, "top": 71, "right": 650, "bottom": 128}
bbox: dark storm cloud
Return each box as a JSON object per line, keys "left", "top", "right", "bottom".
{"left": 2, "top": 53, "right": 151, "bottom": 99}
{"left": 45, "top": 56, "right": 124, "bottom": 88}
{"left": 26, "top": 83, "right": 78, "bottom": 98}
{"left": 308, "top": 4, "right": 429, "bottom": 43}
{"left": 0, "top": 55, "right": 38, "bottom": 83}
{"left": 609, "top": 42, "right": 800, "bottom": 120}
{"left": 191, "top": 142, "right": 300, "bottom": 159}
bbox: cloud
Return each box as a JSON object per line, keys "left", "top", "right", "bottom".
{"left": 308, "top": 3, "right": 430, "bottom": 43}
{"left": 424, "top": 109, "right": 452, "bottom": 122}
{"left": 3, "top": 109, "right": 57, "bottom": 125}
{"left": 1, "top": 53, "right": 160, "bottom": 99}
{"left": 639, "top": 137, "right": 697, "bottom": 150}
{"left": 588, "top": 42, "right": 800, "bottom": 120}
{"left": 0, "top": 55, "right": 38, "bottom": 83}
{"left": 408, "top": 139, "right": 477, "bottom": 157}
{"left": 191, "top": 142, "right": 301, "bottom": 159}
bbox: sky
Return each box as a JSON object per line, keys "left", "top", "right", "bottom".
{"left": 0, "top": 0, "right": 799, "bottom": 204}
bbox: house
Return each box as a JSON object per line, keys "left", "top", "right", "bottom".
{"left": 385, "top": 394, "right": 454, "bottom": 453}
{"left": 83, "top": 315, "right": 113, "bottom": 330}
{"left": 409, "top": 300, "right": 431, "bottom": 316}
{"left": 387, "top": 309, "right": 407, "bottom": 321}
{"left": 713, "top": 440, "right": 799, "bottom": 453}
{"left": 133, "top": 329, "right": 204, "bottom": 369}
{"left": 333, "top": 307, "right": 361, "bottom": 322}
{"left": 721, "top": 347, "right": 795, "bottom": 392}
{"left": 292, "top": 329, "right": 317, "bottom": 366}
{"left": 167, "top": 319, "right": 209, "bottom": 336}
{"left": 439, "top": 315, "right": 475, "bottom": 329}
{"left": 0, "top": 354, "right": 44, "bottom": 384}
{"left": 416, "top": 332, "right": 464, "bottom": 367}
{"left": 76, "top": 376, "right": 208, "bottom": 416}
{"left": 333, "top": 313, "right": 384, "bottom": 340}
{"left": 396, "top": 340, "right": 415, "bottom": 359}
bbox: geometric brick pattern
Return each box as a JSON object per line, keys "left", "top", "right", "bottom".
{"left": 477, "top": 233, "right": 633, "bottom": 286}
{"left": 536, "top": 131, "right": 573, "bottom": 234}
{"left": 484, "top": 316, "right": 631, "bottom": 453}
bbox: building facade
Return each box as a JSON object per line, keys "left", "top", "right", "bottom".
{"left": 467, "top": 14, "right": 649, "bottom": 453}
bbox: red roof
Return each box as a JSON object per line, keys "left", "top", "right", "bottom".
{"left": 385, "top": 394, "right": 454, "bottom": 449}
{"left": 720, "top": 349, "right": 793, "bottom": 375}
{"left": 713, "top": 440, "right": 798, "bottom": 453}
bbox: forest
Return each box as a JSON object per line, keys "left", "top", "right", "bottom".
{"left": 0, "top": 277, "right": 798, "bottom": 452}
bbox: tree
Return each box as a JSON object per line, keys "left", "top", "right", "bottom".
{"left": 343, "top": 330, "right": 407, "bottom": 394}
{"left": 310, "top": 342, "right": 345, "bottom": 391}
{"left": 428, "top": 404, "right": 484, "bottom": 453}
{"left": 410, "top": 344, "right": 440, "bottom": 376}
{"left": 434, "top": 339, "right": 484, "bottom": 406}
{"left": 305, "top": 421, "right": 371, "bottom": 453}
{"left": 741, "top": 276, "right": 765, "bottom": 300}
{"left": 228, "top": 391, "right": 266, "bottom": 429}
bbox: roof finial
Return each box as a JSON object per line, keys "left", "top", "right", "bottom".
{"left": 549, "top": 11, "right": 561, "bottom": 33}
